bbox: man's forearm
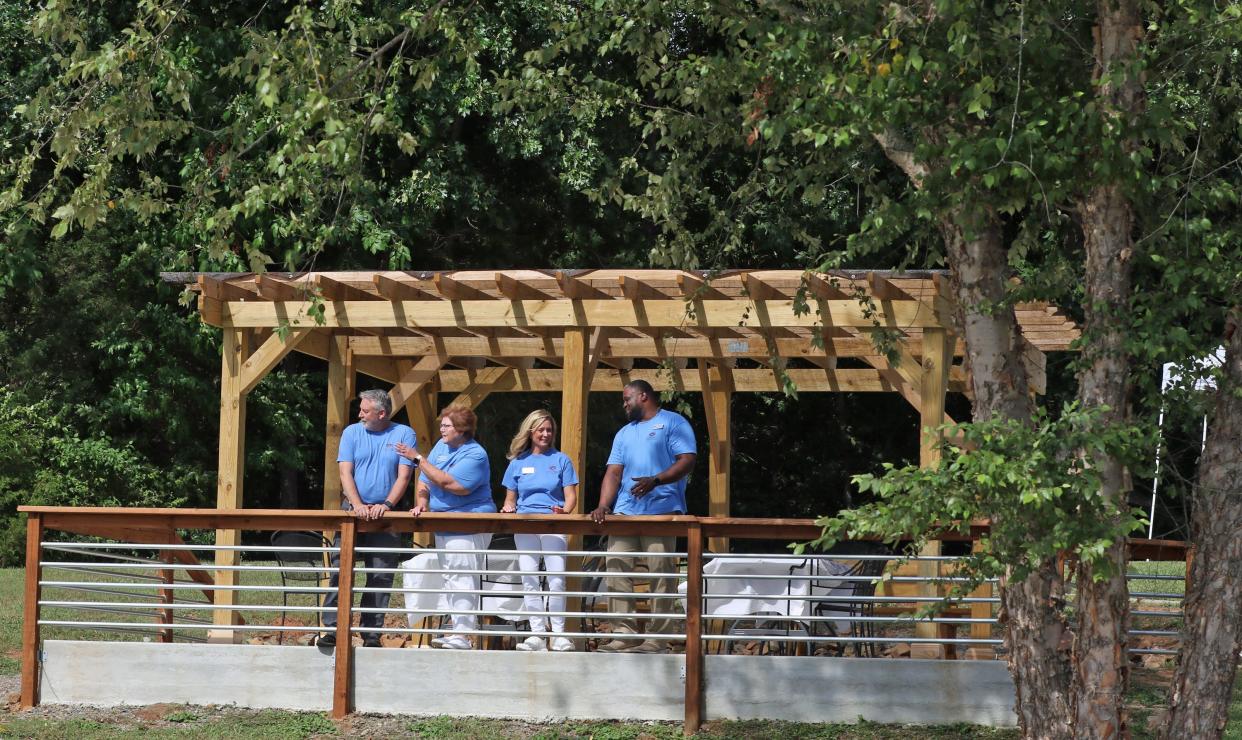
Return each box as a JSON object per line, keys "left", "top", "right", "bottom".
{"left": 598, "top": 474, "right": 621, "bottom": 511}
{"left": 661, "top": 454, "right": 696, "bottom": 483}
{"left": 341, "top": 479, "right": 365, "bottom": 508}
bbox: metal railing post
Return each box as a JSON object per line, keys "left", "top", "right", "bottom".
{"left": 332, "top": 518, "right": 357, "bottom": 719}
{"left": 684, "top": 521, "right": 704, "bottom": 734}
{"left": 20, "top": 513, "right": 43, "bottom": 709}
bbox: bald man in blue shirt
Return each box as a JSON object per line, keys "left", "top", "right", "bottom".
{"left": 590, "top": 380, "right": 697, "bottom": 654}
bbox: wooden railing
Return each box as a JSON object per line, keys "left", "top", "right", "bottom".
{"left": 18, "top": 506, "right": 1189, "bottom": 733}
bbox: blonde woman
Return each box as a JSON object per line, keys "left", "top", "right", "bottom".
{"left": 500, "top": 410, "right": 579, "bottom": 652}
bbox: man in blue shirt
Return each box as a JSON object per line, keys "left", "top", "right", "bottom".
{"left": 319, "top": 389, "right": 416, "bottom": 649}
{"left": 590, "top": 380, "right": 697, "bottom": 653}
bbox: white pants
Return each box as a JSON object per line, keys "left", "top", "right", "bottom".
{"left": 435, "top": 533, "right": 492, "bottom": 635}
{"left": 515, "top": 532, "right": 568, "bottom": 634}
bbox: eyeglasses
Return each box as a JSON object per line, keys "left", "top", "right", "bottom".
{"left": 439, "top": 421, "right": 455, "bottom": 429}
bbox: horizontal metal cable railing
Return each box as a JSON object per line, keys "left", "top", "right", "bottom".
{"left": 17, "top": 506, "right": 1191, "bottom": 717}
{"left": 30, "top": 538, "right": 1183, "bottom": 655}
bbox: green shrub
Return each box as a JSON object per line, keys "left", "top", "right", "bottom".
{"left": 0, "top": 389, "right": 202, "bottom": 565}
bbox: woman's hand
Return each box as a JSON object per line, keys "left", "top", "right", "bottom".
{"left": 551, "top": 505, "right": 566, "bottom": 514}
{"left": 500, "top": 505, "right": 517, "bottom": 513}
{"left": 411, "top": 504, "right": 426, "bottom": 517}
{"left": 394, "top": 442, "right": 419, "bottom": 463}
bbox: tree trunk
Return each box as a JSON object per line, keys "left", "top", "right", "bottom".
{"left": 1071, "top": 0, "right": 1145, "bottom": 734}
{"left": 1072, "top": 182, "right": 1135, "bottom": 738}
{"left": 877, "top": 127, "right": 1075, "bottom": 738}
{"left": 939, "top": 209, "right": 1075, "bottom": 739}
{"left": 1162, "top": 312, "right": 1242, "bottom": 739}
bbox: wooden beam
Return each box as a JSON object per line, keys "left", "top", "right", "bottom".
{"left": 239, "top": 329, "right": 312, "bottom": 395}
{"left": 700, "top": 364, "right": 733, "bottom": 554}
{"left": 555, "top": 270, "right": 612, "bottom": 299}
{"left": 221, "top": 299, "right": 951, "bottom": 330}
{"left": 867, "top": 272, "right": 916, "bottom": 301}
{"left": 619, "top": 275, "right": 669, "bottom": 300}
{"left": 684, "top": 521, "right": 705, "bottom": 733}
{"left": 323, "top": 335, "right": 351, "bottom": 512}
{"left": 430, "top": 367, "right": 963, "bottom": 393}
{"left": 496, "top": 272, "right": 555, "bottom": 300}
{"left": 861, "top": 355, "right": 961, "bottom": 428}
{"left": 677, "top": 272, "right": 729, "bottom": 300}
{"left": 919, "top": 329, "right": 953, "bottom": 468}
{"left": 1020, "top": 336, "right": 1048, "bottom": 395}
{"left": 198, "top": 275, "right": 260, "bottom": 301}
{"left": 915, "top": 327, "right": 953, "bottom": 650}
{"left": 561, "top": 329, "right": 590, "bottom": 510}
{"left": 212, "top": 328, "right": 249, "bottom": 639}
{"left": 315, "top": 274, "right": 378, "bottom": 301}
{"left": 434, "top": 273, "right": 492, "bottom": 301}
{"left": 331, "top": 519, "right": 356, "bottom": 719}
{"left": 19, "top": 513, "right": 42, "bottom": 709}
{"left": 805, "top": 273, "right": 851, "bottom": 300}
{"left": 389, "top": 354, "right": 449, "bottom": 410}
{"left": 254, "top": 274, "right": 308, "bottom": 302}
{"left": 346, "top": 333, "right": 963, "bottom": 360}
{"left": 449, "top": 367, "right": 512, "bottom": 409}
{"left": 374, "top": 274, "right": 439, "bottom": 302}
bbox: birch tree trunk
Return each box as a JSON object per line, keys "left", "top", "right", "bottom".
{"left": 877, "top": 126, "right": 1075, "bottom": 737}
{"left": 1071, "top": 1, "right": 1145, "bottom": 735}
{"left": 1162, "top": 313, "right": 1242, "bottom": 739}
{"left": 939, "top": 209, "right": 1075, "bottom": 739}
{"left": 1073, "top": 181, "right": 1135, "bottom": 738}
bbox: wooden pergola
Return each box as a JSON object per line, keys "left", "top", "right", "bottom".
{"left": 167, "top": 268, "right": 1080, "bottom": 638}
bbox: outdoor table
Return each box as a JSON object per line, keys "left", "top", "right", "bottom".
{"left": 400, "top": 550, "right": 527, "bottom": 628}
{"left": 679, "top": 557, "right": 855, "bottom": 635}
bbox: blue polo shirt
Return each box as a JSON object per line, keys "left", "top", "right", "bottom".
{"left": 606, "top": 408, "right": 696, "bottom": 515}
{"left": 426, "top": 438, "right": 495, "bottom": 513}
{"left": 336, "top": 422, "right": 416, "bottom": 504}
{"left": 502, "top": 449, "right": 579, "bottom": 513}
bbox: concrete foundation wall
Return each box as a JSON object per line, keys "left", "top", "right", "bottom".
{"left": 354, "top": 649, "right": 683, "bottom": 720}
{"left": 40, "top": 641, "right": 334, "bottom": 711}
{"left": 704, "top": 654, "right": 1017, "bottom": 726}
{"left": 39, "top": 641, "right": 1016, "bottom": 726}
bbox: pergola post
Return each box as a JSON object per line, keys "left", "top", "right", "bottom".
{"left": 211, "top": 327, "right": 249, "bottom": 642}
{"left": 401, "top": 368, "right": 439, "bottom": 546}
{"left": 560, "top": 329, "right": 590, "bottom": 505}
{"left": 700, "top": 363, "right": 733, "bottom": 554}
{"left": 561, "top": 328, "right": 590, "bottom": 646}
{"left": 323, "top": 335, "right": 352, "bottom": 512}
{"left": 914, "top": 328, "right": 953, "bottom": 657}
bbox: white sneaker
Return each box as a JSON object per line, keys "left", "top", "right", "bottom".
{"left": 551, "top": 636, "right": 575, "bottom": 652}
{"left": 432, "top": 635, "right": 471, "bottom": 650}
{"left": 515, "top": 636, "right": 547, "bottom": 652}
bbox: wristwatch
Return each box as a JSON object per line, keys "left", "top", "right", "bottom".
{"left": 381, "top": 500, "right": 394, "bottom": 510}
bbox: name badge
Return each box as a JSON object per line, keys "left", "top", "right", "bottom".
{"left": 653, "top": 423, "right": 665, "bottom": 429}
{"left": 521, "top": 466, "right": 536, "bottom": 474}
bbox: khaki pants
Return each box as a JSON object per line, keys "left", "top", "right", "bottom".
{"left": 605, "top": 534, "right": 679, "bottom": 639}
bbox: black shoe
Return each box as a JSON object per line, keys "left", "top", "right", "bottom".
{"left": 316, "top": 633, "right": 336, "bottom": 648}
{"left": 362, "top": 636, "right": 382, "bottom": 648}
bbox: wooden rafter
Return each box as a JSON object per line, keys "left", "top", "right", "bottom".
{"left": 171, "top": 270, "right": 1080, "bottom": 397}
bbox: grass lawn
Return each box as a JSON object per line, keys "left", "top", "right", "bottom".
{"left": 0, "top": 563, "right": 1236, "bottom": 739}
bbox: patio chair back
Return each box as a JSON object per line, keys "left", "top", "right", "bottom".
{"left": 813, "top": 543, "right": 892, "bottom": 657}
{"left": 270, "top": 530, "right": 333, "bottom": 645}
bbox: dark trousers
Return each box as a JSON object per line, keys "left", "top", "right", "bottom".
{"left": 322, "top": 529, "right": 401, "bottom": 641}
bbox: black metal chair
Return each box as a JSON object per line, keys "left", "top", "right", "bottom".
{"left": 812, "top": 544, "right": 892, "bottom": 657}
{"left": 270, "top": 530, "right": 333, "bottom": 645}
{"left": 470, "top": 533, "right": 530, "bottom": 649}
